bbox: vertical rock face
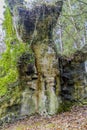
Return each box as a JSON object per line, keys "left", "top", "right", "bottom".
{"left": 12, "top": 1, "right": 63, "bottom": 115}
{"left": 0, "top": 0, "right": 87, "bottom": 123}
{"left": 32, "top": 43, "right": 60, "bottom": 115}
{"left": 73, "top": 50, "right": 87, "bottom": 102}
{"left": 0, "top": 0, "right": 63, "bottom": 120}
{"left": 13, "top": 1, "right": 63, "bottom": 43}
{"left": 17, "top": 52, "right": 37, "bottom": 116}
{"left": 59, "top": 48, "right": 87, "bottom": 105}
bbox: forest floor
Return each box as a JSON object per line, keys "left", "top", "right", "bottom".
{"left": 1, "top": 105, "right": 87, "bottom": 130}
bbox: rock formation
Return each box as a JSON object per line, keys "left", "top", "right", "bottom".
{"left": 0, "top": 0, "right": 63, "bottom": 118}
{"left": 0, "top": 0, "right": 87, "bottom": 125}
{"left": 59, "top": 45, "right": 87, "bottom": 107}
{"left": 14, "top": 0, "right": 63, "bottom": 115}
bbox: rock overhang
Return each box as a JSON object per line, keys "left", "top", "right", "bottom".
{"left": 6, "top": 0, "right": 63, "bottom": 43}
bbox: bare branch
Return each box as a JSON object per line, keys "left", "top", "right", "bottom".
{"left": 77, "top": 0, "right": 87, "bottom": 5}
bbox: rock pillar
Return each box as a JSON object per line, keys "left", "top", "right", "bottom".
{"left": 7, "top": 0, "right": 63, "bottom": 115}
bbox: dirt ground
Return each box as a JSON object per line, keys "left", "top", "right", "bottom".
{"left": 1, "top": 105, "right": 87, "bottom": 130}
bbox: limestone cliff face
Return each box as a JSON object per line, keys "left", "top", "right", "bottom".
{"left": 32, "top": 43, "right": 60, "bottom": 115}
{"left": 13, "top": 1, "right": 63, "bottom": 115}
{"left": 13, "top": 1, "right": 63, "bottom": 43}
{"left": 0, "top": 0, "right": 87, "bottom": 125}
{"left": 0, "top": 1, "right": 63, "bottom": 123}
{"left": 59, "top": 45, "right": 87, "bottom": 105}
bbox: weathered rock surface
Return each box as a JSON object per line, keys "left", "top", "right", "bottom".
{"left": 59, "top": 45, "right": 87, "bottom": 106}
{"left": 0, "top": 0, "right": 63, "bottom": 119}
{"left": 12, "top": 0, "right": 63, "bottom": 116}
{"left": 0, "top": 0, "right": 87, "bottom": 126}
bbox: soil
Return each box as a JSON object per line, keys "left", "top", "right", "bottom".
{"left": 1, "top": 105, "right": 87, "bottom": 130}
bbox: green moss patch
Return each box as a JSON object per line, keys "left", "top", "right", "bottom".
{"left": 0, "top": 7, "right": 29, "bottom": 96}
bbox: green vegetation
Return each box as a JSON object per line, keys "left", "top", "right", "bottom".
{"left": 58, "top": 101, "right": 74, "bottom": 113}
{"left": 0, "top": 7, "right": 29, "bottom": 97}
{"left": 54, "top": 0, "right": 87, "bottom": 56}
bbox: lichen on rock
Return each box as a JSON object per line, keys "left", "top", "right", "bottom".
{"left": 0, "top": 0, "right": 87, "bottom": 125}
{"left": 11, "top": 0, "right": 63, "bottom": 115}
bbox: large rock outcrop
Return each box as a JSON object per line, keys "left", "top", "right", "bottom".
{"left": 59, "top": 44, "right": 87, "bottom": 107}
{"left": 4, "top": 0, "right": 63, "bottom": 116}
{"left": 0, "top": 0, "right": 87, "bottom": 125}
